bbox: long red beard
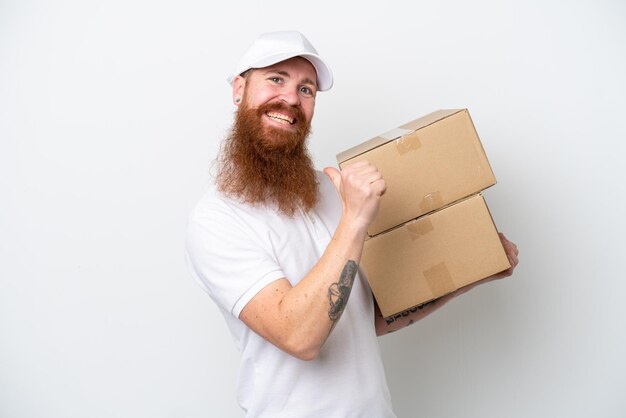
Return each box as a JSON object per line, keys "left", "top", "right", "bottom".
{"left": 215, "top": 100, "right": 319, "bottom": 217}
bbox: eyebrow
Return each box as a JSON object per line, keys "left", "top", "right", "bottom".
{"left": 263, "top": 69, "right": 318, "bottom": 89}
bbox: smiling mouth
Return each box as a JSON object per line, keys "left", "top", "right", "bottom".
{"left": 266, "top": 112, "right": 295, "bottom": 125}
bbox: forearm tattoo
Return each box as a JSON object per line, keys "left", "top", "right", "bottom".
{"left": 327, "top": 260, "right": 357, "bottom": 322}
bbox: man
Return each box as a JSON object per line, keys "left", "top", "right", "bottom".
{"left": 185, "top": 31, "right": 519, "bottom": 418}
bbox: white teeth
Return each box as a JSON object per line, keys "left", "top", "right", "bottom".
{"left": 267, "top": 112, "right": 294, "bottom": 124}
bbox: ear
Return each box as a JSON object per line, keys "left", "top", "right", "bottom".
{"left": 232, "top": 75, "right": 246, "bottom": 106}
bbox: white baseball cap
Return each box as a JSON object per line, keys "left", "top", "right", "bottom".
{"left": 227, "top": 31, "right": 334, "bottom": 91}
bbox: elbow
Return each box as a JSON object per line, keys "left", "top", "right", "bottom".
{"left": 294, "top": 348, "right": 319, "bottom": 361}
{"left": 282, "top": 338, "right": 322, "bottom": 361}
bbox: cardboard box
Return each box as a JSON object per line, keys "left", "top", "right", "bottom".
{"left": 360, "top": 194, "right": 510, "bottom": 317}
{"left": 337, "top": 109, "right": 496, "bottom": 237}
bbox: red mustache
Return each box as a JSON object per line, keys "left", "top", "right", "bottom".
{"left": 255, "top": 101, "right": 306, "bottom": 125}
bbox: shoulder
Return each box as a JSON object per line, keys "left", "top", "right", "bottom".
{"left": 189, "top": 185, "right": 271, "bottom": 229}
{"left": 190, "top": 184, "right": 239, "bottom": 218}
{"left": 186, "top": 186, "right": 264, "bottom": 254}
{"left": 185, "top": 185, "right": 281, "bottom": 272}
{"left": 186, "top": 185, "right": 297, "bottom": 258}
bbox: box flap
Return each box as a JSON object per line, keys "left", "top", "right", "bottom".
{"left": 336, "top": 109, "right": 464, "bottom": 164}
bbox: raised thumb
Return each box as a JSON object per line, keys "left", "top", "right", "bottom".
{"left": 323, "top": 166, "right": 342, "bottom": 193}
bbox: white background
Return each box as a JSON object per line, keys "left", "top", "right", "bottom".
{"left": 1, "top": 0, "right": 625, "bottom": 417}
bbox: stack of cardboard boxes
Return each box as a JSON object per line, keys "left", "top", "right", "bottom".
{"left": 337, "top": 109, "right": 510, "bottom": 317}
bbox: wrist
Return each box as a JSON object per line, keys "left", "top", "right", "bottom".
{"left": 337, "top": 215, "right": 370, "bottom": 242}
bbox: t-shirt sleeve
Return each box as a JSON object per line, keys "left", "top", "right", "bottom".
{"left": 185, "top": 200, "right": 286, "bottom": 318}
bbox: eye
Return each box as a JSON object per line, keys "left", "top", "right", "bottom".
{"left": 299, "top": 86, "right": 316, "bottom": 97}
{"left": 268, "top": 76, "right": 283, "bottom": 84}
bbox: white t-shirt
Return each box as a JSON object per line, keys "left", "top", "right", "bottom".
{"left": 185, "top": 172, "right": 396, "bottom": 418}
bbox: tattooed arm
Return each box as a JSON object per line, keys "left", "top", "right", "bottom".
{"left": 239, "top": 161, "right": 385, "bottom": 360}
{"left": 328, "top": 261, "right": 358, "bottom": 323}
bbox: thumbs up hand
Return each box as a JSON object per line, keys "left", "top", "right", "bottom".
{"left": 323, "top": 161, "right": 386, "bottom": 232}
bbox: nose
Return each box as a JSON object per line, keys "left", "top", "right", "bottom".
{"left": 280, "top": 87, "right": 301, "bottom": 106}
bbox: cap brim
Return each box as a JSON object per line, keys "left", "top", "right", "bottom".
{"left": 228, "top": 51, "right": 333, "bottom": 91}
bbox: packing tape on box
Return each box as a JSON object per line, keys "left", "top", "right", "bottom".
{"left": 395, "top": 132, "right": 421, "bottom": 155}
{"left": 406, "top": 218, "right": 434, "bottom": 240}
{"left": 380, "top": 127, "right": 412, "bottom": 141}
{"left": 423, "top": 262, "right": 456, "bottom": 298}
{"left": 419, "top": 191, "right": 444, "bottom": 213}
